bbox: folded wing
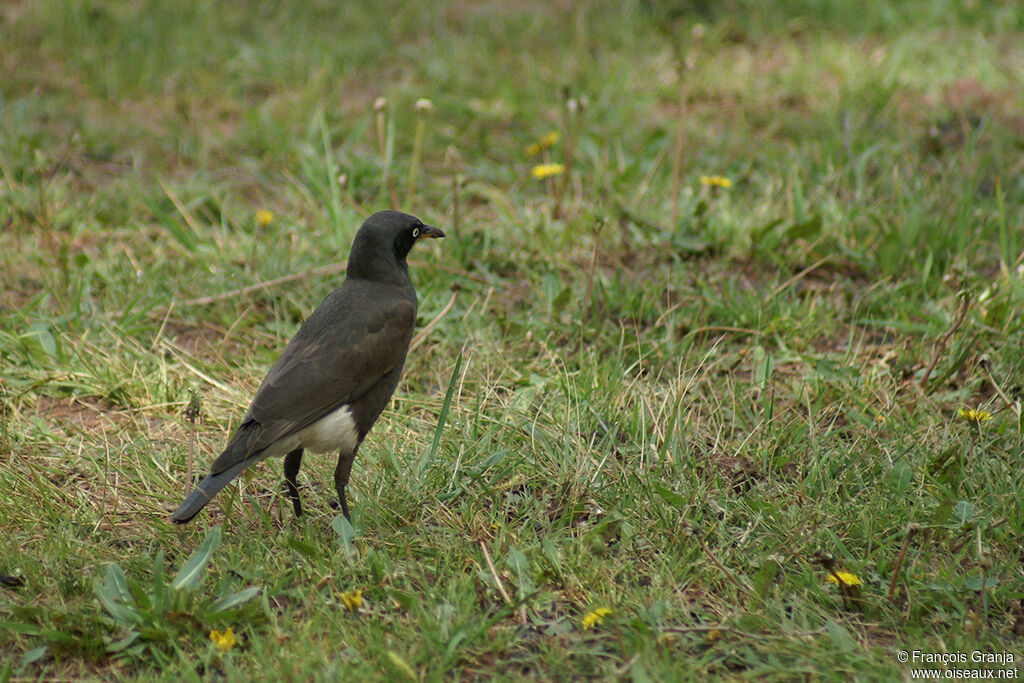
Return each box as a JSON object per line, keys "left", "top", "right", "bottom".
{"left": 210, "top": 286, "right": 416, "bottom": 474}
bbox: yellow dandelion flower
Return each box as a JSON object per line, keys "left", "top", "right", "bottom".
{"left": 539, "top": 131, "right": 559, "bottom": 148}
{"left": 826, "top": 570, "right": 863, "bottom": 587}
{"left": 700, "top": 175, "right": 733, "bottom": 188}
{"left": 958, "top": 408, "right": 992, "bottom": 424}
{"left": 531, "top": 163, "right": 565, "bottom": 180}
{"left": 210, "top": 628, "right": 237, "bottom": 652}
{"left": 341, "top": 587, "right": 363, "bottom": 612}
{"left": 525, "top": 131, "right": 560, "bottom": 157}
{"left": 581, "top": 607, "right": 612, "bottom": 630}
{"left": 256, "top": 210, "right": 274, "bottom": 227}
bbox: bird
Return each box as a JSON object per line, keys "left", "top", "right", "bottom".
{"left": 170, "top": 210, "right": 444, "bottom": 524}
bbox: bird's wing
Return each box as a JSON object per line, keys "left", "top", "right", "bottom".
{"left": 210, "top": 289, "right": 416, "bottom": 474}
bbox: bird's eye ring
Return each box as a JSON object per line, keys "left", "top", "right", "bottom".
{"left": 412, "top": 227, "right": 420, "bottom": 238}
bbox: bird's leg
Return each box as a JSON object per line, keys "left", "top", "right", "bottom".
{"left": 333, "top": 448, "right": 358, "bottom": 521}
{"left": 283, "top": 447, "right": 304, "bottom": 517}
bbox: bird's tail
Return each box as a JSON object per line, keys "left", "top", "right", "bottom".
{"left": 170, "top": 458, "right": 252, "bottom": 523}
{"left": 171, "top": 420, "right": 267, "bottom": 523}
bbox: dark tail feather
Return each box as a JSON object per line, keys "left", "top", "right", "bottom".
{"left": 170, "top": 458, "right": 252, "bottom": 523}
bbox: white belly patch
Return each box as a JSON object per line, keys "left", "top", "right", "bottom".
{"left": 296, "top": 405, "right": 359, "bottom": 454}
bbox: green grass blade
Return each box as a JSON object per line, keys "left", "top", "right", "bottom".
{"left": 171, "top": 526, "right": 222, "bottom": 591}
{"left": 418, "top": 349, "right": 462, "bottom": 484}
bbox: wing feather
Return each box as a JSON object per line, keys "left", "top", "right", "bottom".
{"left": 210, "top": 282, "right": 415, "bottom": 473}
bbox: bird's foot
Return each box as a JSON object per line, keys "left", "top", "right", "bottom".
{"left": 282, "top": 480, "right": 303, "bottom": 517}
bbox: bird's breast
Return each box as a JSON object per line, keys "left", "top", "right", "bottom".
{"left": 296, "top": 405, "right": 359, "bottom": 454}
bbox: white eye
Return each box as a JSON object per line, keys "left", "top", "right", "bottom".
{"left": 412, "top": 227, "right": 420, "bottom": 238}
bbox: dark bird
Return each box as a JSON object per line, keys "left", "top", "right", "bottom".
{"left": 171, "top": 210, "right": 444, "bottom": 524}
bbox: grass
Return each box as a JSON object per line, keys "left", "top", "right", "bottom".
{"left": 2, "top": 0, "right": 1023, "bottom": 679}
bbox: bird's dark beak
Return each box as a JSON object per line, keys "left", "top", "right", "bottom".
{"left": 418, "top": 225, "right": 445, "bottom": 240}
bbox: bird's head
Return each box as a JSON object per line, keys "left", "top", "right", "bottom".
{"left": 347, "top": 211, "right": 445, "bottom": 283}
